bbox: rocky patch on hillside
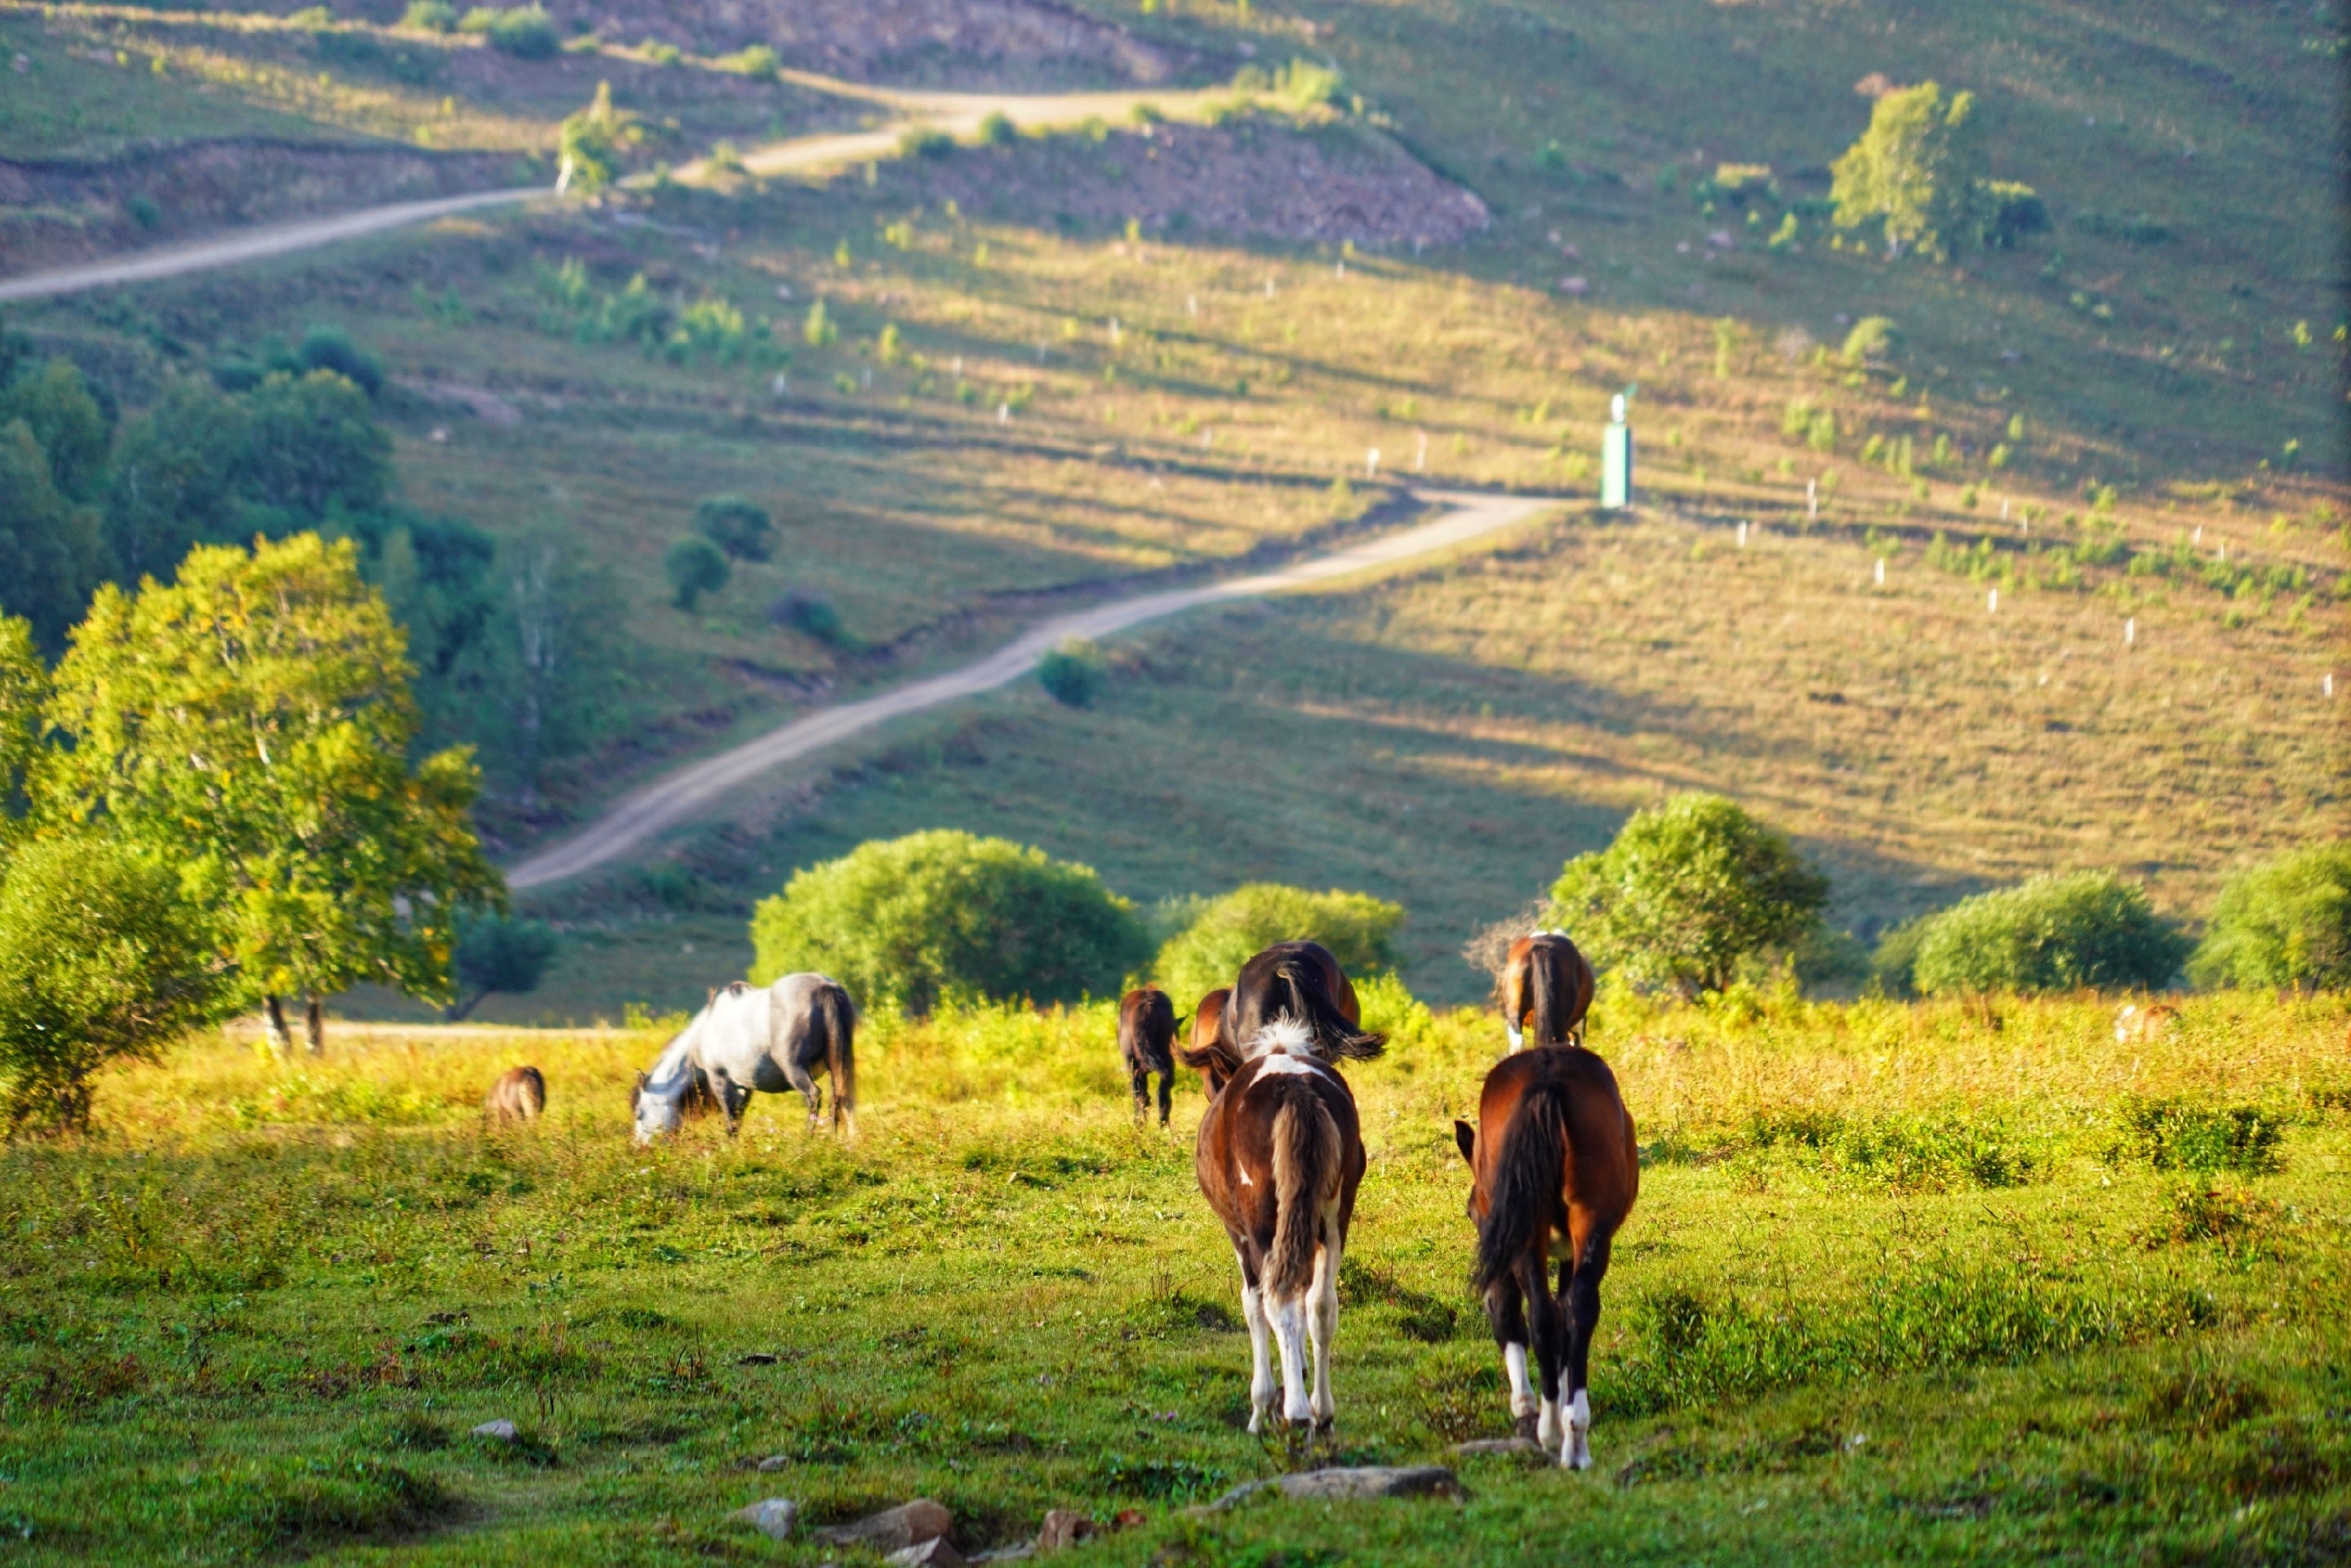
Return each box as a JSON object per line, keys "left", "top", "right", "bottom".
{"left": 560, "top": 0, "right": 1171, "bottom": 83}
{"left": 883, "top": 119, "right": 1489, "bottom": 250}
{"left": 0, "top": 141, "right": 522, "bottom": 275}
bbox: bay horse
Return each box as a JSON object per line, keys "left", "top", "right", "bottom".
{"left": 1195, "top": 1013, "right": 1376, "bottom": 1433}
{"left": 632, "top": 974, "right": 856, "bottom": 1144}
{"left": 484, "top": 1065, "right": 545, "bottom": 1126}
{"left": 1179, "top": 988, "right": 1231, "bottom": 1097}
{"left": 1453, "top": 1043, "right": 1638, "bottom": 1469}
{"left": 1178, "top": 940, "right": 1378, "bottom": 1091}
{"left": 1500, "top": 931, "right": 1597, "bottom": 1051}
{"left": 1117, "top": 986, "right": 1179, "bottom": 1124}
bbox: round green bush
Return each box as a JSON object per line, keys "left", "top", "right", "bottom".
{"left": 663, "top": 535, "right": 729, "bottom": 610}
{"left": 1909, "top": 871, "right": 2189, "bottom": 996}
{"left": 1153, "top": 883, "right": 1403, "bottom": 1008}
{"left": 1548, "top": 792, "right": 1828, "bottom": 997}
{"left": 2188, "top": 842, "right": 2351, "bottom": 991}
{"left": 1037, "top": 641, "right": 1105, "bottom": 708}
{"left": 692, "top": 495, "right": 775, "bottom": 562}
{"left": 749, "top": 830, "right": 1149, "bottom": 1012}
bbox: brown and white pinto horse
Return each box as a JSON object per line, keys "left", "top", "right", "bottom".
{"left": 1117, "top": 986, "right": 1179, "bottom": 1124}
{"left": 1195, "top": 1011, "right": 1376, "bottom": 1433}
{"left": 1500, "top": 931, "right": 1597, "bottom": 1052}
{"left": 1179, "top": 940, "right": 1377, "bottom": 1091}
{"left": 1454, "top": 1044, "right": 1638, "bottom": 1468}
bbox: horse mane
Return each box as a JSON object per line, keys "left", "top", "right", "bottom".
{"left": 1269, "top": 953, "right": 1384, "bottom": 1063}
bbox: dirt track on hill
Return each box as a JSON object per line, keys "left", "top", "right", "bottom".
{"left": 505, "top": 490, "right": 1563, "bottom": 891}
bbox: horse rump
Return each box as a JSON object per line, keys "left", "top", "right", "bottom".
{"left": 1176, "top": 988, "right": 1236, "bottom": 1090}
{"left": 485, "top": 1065, "right": 546, "bottom": 1126}
{"left": 1473, "top": 1081, "right": 1571, "bottom": 1295}
{"left": 1118, "top": 987, "right": 1178, "bottom": 1077}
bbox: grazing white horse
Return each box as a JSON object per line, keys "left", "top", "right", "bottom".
{"left": 631, "top": 974, "right": 856, "bottom": 1144}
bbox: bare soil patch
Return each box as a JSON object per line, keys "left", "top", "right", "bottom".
{"left": 561, "top": 0, "right": 1172, "bottom": 83}
{"left": 882, "top": 119, "right": 1489, "bottom": 250}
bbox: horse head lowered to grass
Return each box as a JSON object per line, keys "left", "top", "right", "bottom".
{"left": 631, "top": 973, "right": 856, "bottom": 1144}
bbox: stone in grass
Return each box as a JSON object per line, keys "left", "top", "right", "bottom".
{"left": 756, "top": 1455, "right": 790, "bottom": 1472}
{"left": 1452, "top": 1437, "right": 1548, "bottom": 1459}
{"left": 470, "top": 1419, "right": 518, "bottom": 1443}
{"left": 729, "top": 1498, "right": 799, "bottom": 1540}
{"left": 887, "top": 1539, "right": 966, "bottom": 1567}
{"left": 814, "top": 1498, "right": 953, "bottom": 1552}
{"left": 1205, "top": 1466, "right": 1464, "bottom": 1510}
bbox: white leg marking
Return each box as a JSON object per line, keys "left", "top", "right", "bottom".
{"left": 1504, "top": 1342, "right": 1535, "bottom": 1419}
{"left": 1538, "top": 1395, "right": 1562, "bottom": 1449}
{"left": 1506, "top": 1024, "right": 1524, "bottom": 1052}
{"left": 1309, "top": 1233, "right": 1340, "bottom": 1424}
{"left": 1566, "top": 1388, "right": 1592, "bottom": 1471}
{"left": 1271, "top": 1292, "right": 1313, "bottom": 1425}
{"left": 1242, "top": 1275, "right": 1273, "bottom": 1435}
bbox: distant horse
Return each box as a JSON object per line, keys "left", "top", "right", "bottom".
{"left": 1454, "top": 1044, "right": 1638, "bottom": 1469}
{"left": 1195, "top": 1012, "right": 1375, "bottom": 1433}
{"left": 632, "top": 974, "right": 856, "bottom": 1144}
{"left": 484, "top": 1065, "right": 546, "bottom": 1127}
{"left": 2114, "top": 1002, "right": 2179, "bottom": 1045}
{"left": 1117, "top": 986, "right": 1179, "bottom": 1125}
{"left": 1180, "top": 941, "right": 1378, "bottom": 1089}
{"left": 1177, "top": 988, "right": 1233, "bottom": 1098}
{"left": 1500, "top": 931, "right": 1597, "bottom": 1052}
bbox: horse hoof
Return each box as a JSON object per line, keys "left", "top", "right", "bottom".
{"left": 1514, "top": 1414, "right": 1540, "bottom": 1444}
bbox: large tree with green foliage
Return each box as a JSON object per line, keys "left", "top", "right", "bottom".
{"left": 1548, "top": 793, "right": 1828, "bottom": 997}
{"left": 104, "top": 378, "right": 251, "bottom": 582}
{"left": 2188, "top": 844, "right": 2351, "bottom": 992}
{"left": 231, "top": 370, "right": 391, "bottom": 528}
{"left": 0, "top": 419, "right": 107, "bottom": 654}
{"left": 0, "top": 617, "right": 42, "bottom": 844}
{"left": 1153, "top": 883, "right": 1404, "bottom": 1006}
{"left": 41, "top": 533, "right": 502, "bottom": 1053}
{"left": 1832, "top": 82, "right": 1996, "bottom": 261}
{"left": 750, "top": 830, "right": 1149, "bottom": 1012}
{"left": 1908, "top": 872, "right": 2188, "bottom": 996}
{"left": 0, "top": 833, "right": 224, "bottom": 1133}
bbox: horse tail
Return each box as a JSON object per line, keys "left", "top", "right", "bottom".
{"left": 1269, "top": 1089, "right": 1340, "bottom": 1298}
{"left": 1473, "top": 1081, "right": 1571, "bottom": 1296}
{"left": 817, "top": 981, "right": 856, "bottom": 1134}
{"left": 1276, "top": 956, "right": 1385, "bottom": 1062}
{"left": 519, "top": 1066, "right": 546, "bottom": 1120}
{"left": 1529, "top": 944, "right": 1564, "bottom": 1048}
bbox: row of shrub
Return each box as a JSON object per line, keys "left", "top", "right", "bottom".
{"left": 741, "top": 805, "right": 2349, "bottom": 1018}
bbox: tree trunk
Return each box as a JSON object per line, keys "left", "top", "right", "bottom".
{"left": 304, "top": 995, "right": 326, "bottom": 1056}
{"left": 262, "top": 995, "right": 293, "bottom": 1057}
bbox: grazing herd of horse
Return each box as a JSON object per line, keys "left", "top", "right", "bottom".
{"left": 482, "top": 929, "right": 1635, "bottom": 1469}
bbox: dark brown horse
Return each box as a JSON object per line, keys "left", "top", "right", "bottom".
{"left": 1179, "top": 941, "right": 1377, "bottom": 1091}
{"left": 1454, "top": 1043, "right": 1638, "bottom": 1468}
{"left": 1500, "top": 931, "right": 1597, "bottom": 1052}
{"left": 1117, "top": 986, "right": 1179, "bottom": 1124}
{"left": 1195, "top": 1011, "right": 1375, "bottom": 1432}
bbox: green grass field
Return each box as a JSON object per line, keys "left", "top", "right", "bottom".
{"left": 5, "top": 991, "right": 2345, "bottom": 1562}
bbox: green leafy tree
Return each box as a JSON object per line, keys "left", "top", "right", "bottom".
{"left": 692, "top": 495, "right": 775, "bottom": 562}
{"left": 1153, "top": 883, "right": 1405, "bottom": 1007}
{"left": 40, "top": 533, "right": 502, "bottom": 1055}
{"left": 0, "top": 420, "right": 107, "bottom": 655}
{"left": 1909, "top": 871, "right": 2189, "bottom": 995}
{"left": 558, "top": 81, "right": 642, "bottom": 195}
{"left": 294, "top": 324, "right": 384, "bottom": 398}
{"left": 1830, "top": 82, "right": 1989, "bottom": 260}
{"left": 664, "top": 535, "right": 730, "bottom": 609}
{"left": 1548, "top": 793, "right": 1829, "bottom": 997}
{"left": 0, "top": 834, "right": 224, "bottom": 1133}
{"left": 0, "top": 617, "right": 42, "bottom": 846}
{"left": 751, "top": 829, "right": 1149, "bottom": 1012}
{"left": 0, "top": 357, "right": 113, "bottom": 503}
{"left": 449, "top": 913, "right": 559, "bottom": 1020}
{"left": 104, "top": 378, "right": 250, "bottom": 582}
{"left": 1037, "top": 639, "right": 1106, "bottom": 707}
{"left": 231, "top": 371, "right": 391, "bottom": 527}
{"left": 2188, "top": 843, "right": 2351, "bottom": 991}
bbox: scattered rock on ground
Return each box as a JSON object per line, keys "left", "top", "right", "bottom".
{"left": 1207, "top": 1466, "right": 1464, "bottom": 1509}
{"left": 756, "top": 1455, "right": 791, "bottom": 1472}
{"left": 1452, "top": 1437, "right": 1548, "bottom": 1459}
{"left": 1036, "top": 1509, "right": 1092, "bottom": 1552}
{"left": 888, "top": 1539, "right": 966, "bottom": 1567}
{"left": 816, "top": 1498, "right": 953, "bottom": 1552}
{"left": 729, "top": 1498, "right": 799, "bottom": 1539}
{"left": 470, "top": 1419, "right": 518, "bottom": 1442}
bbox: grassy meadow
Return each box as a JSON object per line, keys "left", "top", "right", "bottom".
{"left": 4, "top": 989, "right": 2347, "bottom": 1562}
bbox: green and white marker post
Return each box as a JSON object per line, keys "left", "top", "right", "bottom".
{"left": 1601, "top": 392, "right": 1633, "bottom": 509}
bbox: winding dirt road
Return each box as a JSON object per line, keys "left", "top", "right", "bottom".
{"left": 507, "top": 490, "right": 1562, "bottom": 891}
{"left": 0, "top": 78, "right": 1229, "bottom": 302}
